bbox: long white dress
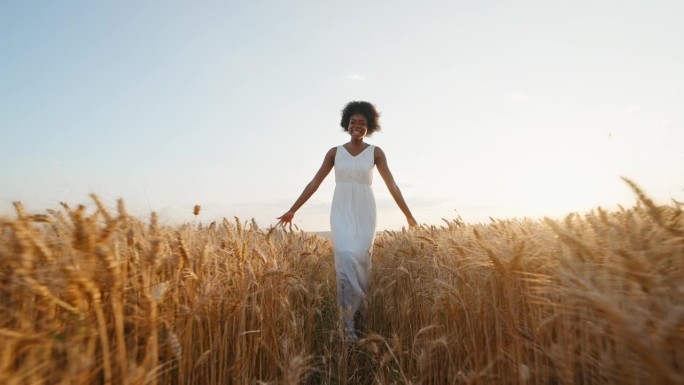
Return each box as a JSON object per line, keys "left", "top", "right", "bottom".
{"left": 330, "top": 144, "right": 377, "bottom": 338}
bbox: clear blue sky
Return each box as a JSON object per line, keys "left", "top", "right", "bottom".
{"left": 1, "top": 0, "right": 683, "bottom": 230}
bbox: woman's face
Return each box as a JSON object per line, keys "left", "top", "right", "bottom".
{"left": 348, "top": 113, "right": 368, "bottom": 140}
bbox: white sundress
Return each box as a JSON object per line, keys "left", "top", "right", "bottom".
{"left": 330, "top": 144, "right": 377, "bottom": 338}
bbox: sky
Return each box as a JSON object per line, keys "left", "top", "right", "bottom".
{"left": 1, "top": 0, "right": 683, "bottom": 231}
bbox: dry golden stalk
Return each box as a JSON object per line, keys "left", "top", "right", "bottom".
{"left": 97, "top": 218, "right": 120, "bottom": 245}
{"left": 90, "top": 194, "right": 113, "bottom": 223}
{"left": 149, "top": 211, "right": 159, "bottom": 234}
{"left": 623, "top": 176, "right": 684, "bottom": 237}
{"left": 27, "top": 214, "right": 51, "bottom": 223}
{"left": 116, "top": 198, "right": 128, "bottom": 218}
{"left": 177, "top": 232, "right": 190, "bottom": 269}
{"left": 12, "top": 201, "right": 26, "bottom": 219}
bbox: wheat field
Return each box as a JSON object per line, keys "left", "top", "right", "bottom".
{"left": 1, "top": 179, "right": 683, "bottom": 384}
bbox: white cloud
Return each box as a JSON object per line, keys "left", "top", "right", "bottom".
{"left": 346, "top": 73, "right": 366, "bottom": 80}
{"left": 509, "top": 92, "right": 530, "bottom": 103}
{"left": 628, "top": 104, "right": 643, "bottom": 112}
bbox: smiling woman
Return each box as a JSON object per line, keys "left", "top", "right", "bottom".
{"left": 340, "top": 100, "right": 381, "bottom": 137}
{"left": 277, "top": 101, "right": 417, "bottom": 340}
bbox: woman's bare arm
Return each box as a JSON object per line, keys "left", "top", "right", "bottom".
{"left": 375, "top": 147, "right": 417, "bottom": 228}
{"left": 276, "top": 147, "right": 336, "bottom": 226}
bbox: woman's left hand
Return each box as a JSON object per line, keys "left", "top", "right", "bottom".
{"left": 407, "top": 216, "right": 418, "bottom": 228}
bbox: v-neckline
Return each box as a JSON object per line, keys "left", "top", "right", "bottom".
{"left": 342, "top": 144, "right": 372, "bottom": 158}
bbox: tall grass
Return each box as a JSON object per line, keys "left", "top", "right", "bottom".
{"left": 1, "top": 180, "right": 683, "bottom": 384}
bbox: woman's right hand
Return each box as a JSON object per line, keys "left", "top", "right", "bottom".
{"left": 276, "top": 211, "right": 295, "bottom": 227}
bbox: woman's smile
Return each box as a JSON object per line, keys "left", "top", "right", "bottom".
{"left": 349, "top": 113, "right": 368, "bottom": 139}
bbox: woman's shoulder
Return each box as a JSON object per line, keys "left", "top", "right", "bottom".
{"left": 326, "top": 146, "right": 338, "bottom": 158}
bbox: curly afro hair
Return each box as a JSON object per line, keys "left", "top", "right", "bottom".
{"left": 340, "top": 101, "right": 381, "bottom": 137}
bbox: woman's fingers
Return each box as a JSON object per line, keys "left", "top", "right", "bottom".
{"left": 276, "top": 212, "right": 294, "bottom": 228}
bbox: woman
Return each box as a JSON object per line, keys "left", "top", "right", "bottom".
{"left": 277, "top": 101, "right": 417, "bottom": 340}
